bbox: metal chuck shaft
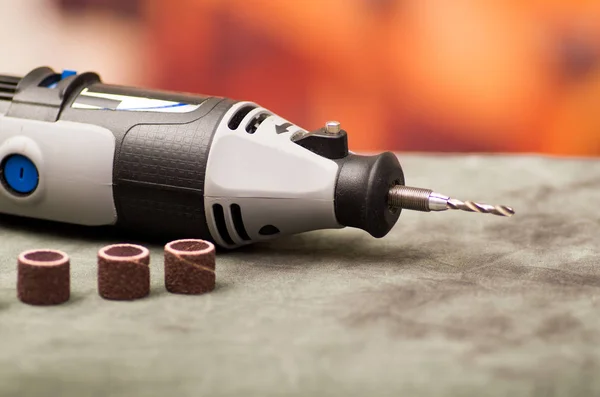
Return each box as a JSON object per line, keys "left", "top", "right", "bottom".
{"left": 388, "top": 186, "right": 515, "bottom": 217}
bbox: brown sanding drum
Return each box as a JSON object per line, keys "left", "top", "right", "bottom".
{"left": 98, "top": 244, "right": 150, "bottom": 300}
{"left": 17, "top": 249, "right": 70, "bottom": 305}
{"left": 165, "top": 239, "right": 216, "bottom": 294}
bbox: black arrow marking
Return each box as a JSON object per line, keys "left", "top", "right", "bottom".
{"left": 275, "top": 122, "right": 293, "bottom": 134}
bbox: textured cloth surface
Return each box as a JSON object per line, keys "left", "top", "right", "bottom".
{"left": 0, "top": 154, "right": 599, "bottom": 397}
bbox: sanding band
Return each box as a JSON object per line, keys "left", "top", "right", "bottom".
{"left": 97, "top": 243, "right": 150, "bottom": 300}
{"left": 17, "top": 249, "right": 70, "bottom": 305}
{"left": 164, "top": 239, "right": 216, "bottom": 295}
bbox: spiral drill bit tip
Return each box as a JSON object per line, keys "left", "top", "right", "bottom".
{"left": 446, "top": 198, "right": 514, "bottom": 216}
{"left": 387, "top": 185, "right": 515, "bottom": 217}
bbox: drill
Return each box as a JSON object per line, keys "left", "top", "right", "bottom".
{"left": 0, "top": 67, "right": 514, "bottom": 248}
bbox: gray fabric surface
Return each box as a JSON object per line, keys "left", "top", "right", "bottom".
{"left": 0, "top": 154, "right": 599, "bottom": 397}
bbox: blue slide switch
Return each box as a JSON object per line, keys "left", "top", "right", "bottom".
{"left": 61, "top": 69, "right": 77, "bottom": 79}
{"left": 2, "top": 155, "right": 39, "bottom": 194}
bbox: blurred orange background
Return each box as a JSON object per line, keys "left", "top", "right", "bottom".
{"left": 5, "top": 0, "right": 600, "bottom": 155}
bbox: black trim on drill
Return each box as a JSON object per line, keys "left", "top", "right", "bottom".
{"left": 334, "top": 152, "right": 405, "bottom": 238}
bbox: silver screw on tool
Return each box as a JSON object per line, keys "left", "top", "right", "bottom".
{"left": 325, "top": 121, "right": 341, "bottom": 134}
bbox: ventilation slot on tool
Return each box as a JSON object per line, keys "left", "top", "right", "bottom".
{"left": 230, "top": 204, "right": 251, "bottom": 241}
{"left": 246, "top": 113, "right": 270, "bottom": 134}
{"left": 0, "top": 75, "right": 21, "bottom": 101}
{"left": 259, "top": 225, "right": 280, "bottom": 236}
{"left": 212, "top": 204, "right": 235, "bottom": 246}
{"left": 228, "top": 105, "right": 256, "bottom": 130}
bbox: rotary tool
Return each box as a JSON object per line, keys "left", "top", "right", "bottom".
{"left": 0, "top": 67, "right": 514, "bottom": 248}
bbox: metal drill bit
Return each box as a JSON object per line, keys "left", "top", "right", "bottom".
{"left": 387, "top": 185, "right": 515, "bottom": 217}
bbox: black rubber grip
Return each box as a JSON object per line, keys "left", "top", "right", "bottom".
{"left": 113, "top": 98, "right": 234, "bottom": 238}
{"left": 55, "top": 79, "right": 237, "bottom": 241}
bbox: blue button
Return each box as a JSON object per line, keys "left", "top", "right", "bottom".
{"left": 2, "top": 155, "right": 39, "bottom": 194}
{"left": 61, "top": 69, "right": 77, "bottom": 79}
